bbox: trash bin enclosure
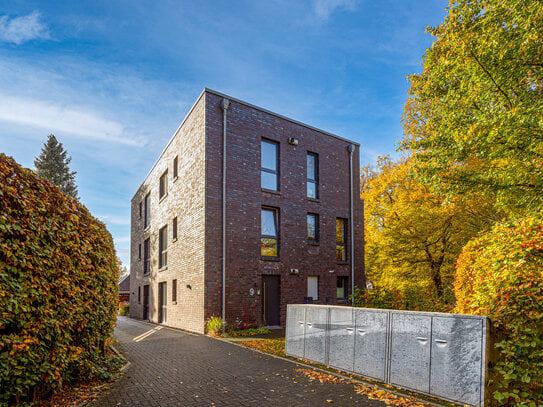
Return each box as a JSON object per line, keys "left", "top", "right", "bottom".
{"left": 285, "top": 304, "right": 488, "bottom": 406}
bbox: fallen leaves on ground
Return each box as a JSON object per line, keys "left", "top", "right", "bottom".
{"left": 295, "top": 368, "right": 345, "bottom": 384}
{"left": 355, "top": 385, "right": 428, "bottom": 407}
{"left": 239, "top": 338, "right": 286, "bottom": 357}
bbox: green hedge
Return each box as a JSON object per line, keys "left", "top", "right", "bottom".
{"left": 455, "top": 216, "right": 543, "bottom": 406}
{"left": 0, "top": 154, "right": 119, "bottom": 405}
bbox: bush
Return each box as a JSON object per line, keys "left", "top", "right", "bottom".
{"left": 205, "top": 316, "right": 224, "bottom": 337}
{"left": 224, "top": 328, "right": 271, "bottom": 337}
{"left": 455, "top": 216, "right": 542, "bottom": 406}
{"left": 0, "top": 154, "right": 119, "bottom": 405}
{"left": 119, "top": 302, "right": 130, "bottom": 316}
{"left": 351, "top": 286, "right": 452, "bottom": 313}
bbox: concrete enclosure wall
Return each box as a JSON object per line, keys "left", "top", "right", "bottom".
{"left": 285, "top": 304, "right": 488, "bottom": 406}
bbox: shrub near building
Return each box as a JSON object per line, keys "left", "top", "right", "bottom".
{"left": 0, "top": 154, "right": 119, "bottom": 405}
{"left": 455, "top": 216, "right": 543, "bottom": 406}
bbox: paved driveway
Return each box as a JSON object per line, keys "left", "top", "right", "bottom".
{"left": 90, "top": 317, "right": 385, "bottom": 406}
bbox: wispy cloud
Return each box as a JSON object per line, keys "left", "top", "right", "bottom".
{"left": 312, "top": 0, "right": 358, "bottom": 21}
{"left": 0, "top": 95, "right": 145, "bottom": 146}
{"left": 0, "top": 11, "right": 50, "bottom": 44}
{"left": 98, "top": 215, "right": 131, "bottom": 226}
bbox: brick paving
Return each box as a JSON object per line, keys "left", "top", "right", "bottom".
{"left": 90, "top": 317, "right": 385, "bottom": 406}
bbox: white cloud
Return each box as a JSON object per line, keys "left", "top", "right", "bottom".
{"left": 0, "top": 95, "right": 145, "bottom": 146}
{"left": 98, "top": 215, "right": 131, "bottom": 226}
{"left": 313, "top": 0, "right": 357, "bottom": 21}
{"left": 0, "top": 11, "right": 50, "bottom": 44}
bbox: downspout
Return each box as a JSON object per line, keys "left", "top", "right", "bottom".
{"left": 221, "top": 98, "right": 230, "bottom": 331}
{"left": 347, "top": 144, "right": 355, "bottom": 302}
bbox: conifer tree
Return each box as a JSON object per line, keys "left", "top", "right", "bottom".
{"left": 34, "top": 134, "right": 78, "bottom": 198}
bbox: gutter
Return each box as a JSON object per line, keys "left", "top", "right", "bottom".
{"left": 221, "top": 98, "right": 230, "bottom": 331}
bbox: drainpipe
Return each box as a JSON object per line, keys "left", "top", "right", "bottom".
{"left": 347, "top": 144, "right": 355, "bottom": 302}
{"left": 221, "top": 98, "right": 230, "bottom": 331}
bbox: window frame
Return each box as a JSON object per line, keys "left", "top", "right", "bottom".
{"left": 336, "top": 218, "right": 348, "bottom": 263}
{"left": 159, "top": 225, "right": 168, "bottom": 269}
{"left": 144, "top": 193, "right": 151, "bottom": 228}
{"left": 307, "top": 152, "right": 319, "bottom": 199}
{"left": 159, "top": 170, "right": 168, "bottom": 200}
{"left": 307, "top": 213, "right": 319, "bottom": 243}
{"left": 261, "top": 139, "right": 280, "bottom": 191}
{"left": 261, "top": 206, "right": 279, "bottom": 258}
{"left": 143, "top": 238, "right": 150, "bottom": 275}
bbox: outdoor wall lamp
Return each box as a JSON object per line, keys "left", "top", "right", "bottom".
{"left": 186, "top": 284, "right": 192, "bottom": 289}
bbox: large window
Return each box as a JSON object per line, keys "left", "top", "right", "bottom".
{"left": 307, "top": 213, "right": 319, "bottom": 242}
{"left": 159, "top": 225, "right": 168, "bottom": 268}
{"left": 143, "top": 238, "right": 150, "bottom": 274}
{"left": 307, "top": 276, "right": 318, "bottom": 301}
{"left": 307, "top": 152, "right": 318, "bottom": 199}
{"left": 159, "top": 170, "right": 168, "bottom": 199}
{"left": 261, "top": 207, "right": 279, "bottom": 257}
{"left": 336, "top": 218, "right": 347, "bottom": 262}
{"left": 337, "top": 276, "right": 348, "bottom": 299}
{"left": 261, "top": 139, "right": 279, "bottom": 191}
{"left": 144, "top": 193, "right": 150, "bottom": 228}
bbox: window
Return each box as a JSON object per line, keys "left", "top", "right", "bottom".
{"left": 159, "top": 170, "right": 168, "bottom": 199}
{"left": 337, "top": 276, "right": 348, "bottom": 299}
{"left": 144, "top": 193, "right": 150, "bottom": 228}
{"left": 172, "top": 279, "right": 177, "bottom": 302}
{"left": 172, "top": 217, "right": 178, "bottom": 240}
{"left": 173, "top": 156, "right": 178, "bottom": 179}
{"left": 139, "top": 201, "right": 142, "bottom": 218}
{"left": 138, "top": 286, "right": 141, "bottom": 303}
{"left": 138, "top": 243, "right": 141, "bottom": 260}
{"left": 261, "top": 139, "right": 279, "bottom": 191}
{"left": 261, "top": 207, "right": 279, "bottom": 257}
{"left": 307, "top": 152, "right": 318, "bottom": 199}
{"left": 307, "top": 276, "right": 318, "bottom": 301}
{"left": 307, "top": 213, "right": 319, "bottom": 242}
{"left": 143, "top": 238, "right": 150, "bottom": 274}
{"left": 336, "top": 218, "right": 347, "bottom": 262}
{"left": 159, "top": 225, "right": 168, "bottom": 268}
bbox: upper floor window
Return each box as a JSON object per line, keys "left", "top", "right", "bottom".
{"left": 159, "top": 170, "right": 168, "bottom": 199}
{"left": 261, "top": 207, "right": 279, "bottom": 257}
{"left": 172, "top": 217, "right": 178, "bottom": 240}
{"left": 144, "top": 193, "right": 151, "bottom": 228}
{"left": 261, "top": 139, "right": 279, "bottom": 191}
{"left": 143, "top": 238, "right": 150, "bottom": 274}
{"left": 138, "top": 243, "right": 142, "bottom": 260}
{"left": 139, "top": 201, "right": 142, "bottom": 218}
{"left": 307, "top": 152, "right": 318, "bottom": 199}
{"left": 173, "top": 156, "right": 178, "bottom": 179}
{"left": 159, "top": 225, "right": 168, "bottom": 268}
{"left": 307, "top": 213, "right": 319, "bottom": 242}
{"left": 172, "top": 279, "right": 177, "bottom": 302}
{"left": 138, "top": 286, "right": 141, "bottom": 303}
{"left": 336, "top": 218, "right": 347, "bottom": 262}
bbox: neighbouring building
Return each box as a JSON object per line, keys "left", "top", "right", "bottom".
{"left": 129, "top": 89, "right": 365, "bottom": 334}
{"left": 118, "top": 274, "right": 130, "bottom": 302}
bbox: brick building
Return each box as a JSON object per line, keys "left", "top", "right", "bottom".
{"left": 129, "top": 89, "right": 365, "bottom": 333}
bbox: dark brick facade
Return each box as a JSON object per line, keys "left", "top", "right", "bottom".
{"left": 130, "top": 89, "right": 365, "bottom": 333}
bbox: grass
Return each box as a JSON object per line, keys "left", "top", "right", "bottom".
{"left": 223, "top": 327, "right": 271, "bottom": 337}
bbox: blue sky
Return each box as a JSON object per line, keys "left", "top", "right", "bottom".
{"left": 0, "top": 0, "right": 448, "bottom": 267}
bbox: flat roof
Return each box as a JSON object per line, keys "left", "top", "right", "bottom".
{"left": 133, "top": 88, "right": 359, "bottom": 199}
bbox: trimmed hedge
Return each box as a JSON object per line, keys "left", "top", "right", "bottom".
{"left": 455, "top": 216, "right": 542, "bottom": 406}
{"left": 0, "top": 154, "right": 119, "bottom": 405}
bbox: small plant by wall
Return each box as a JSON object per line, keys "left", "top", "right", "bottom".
{"left": 455, "top": 215, "right": 543, "bottom": 406}
{"left": 0, "top": 154, "right": 119, "bottom": 405}
{"left": 205, "top": 316, "right": 224, "bottom": 337}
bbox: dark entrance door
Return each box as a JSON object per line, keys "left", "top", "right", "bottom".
{"left": 143, "top": 285, "right": 149, "bottom": 320}
{"left": 262, "top": 275, "right": 280, "bottom": 326}
{"left": 158, "top": 282, "right": 167, "bottom": 323}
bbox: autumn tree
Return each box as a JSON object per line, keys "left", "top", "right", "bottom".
{"left": 34, "top": 134, "right": 78, "bottom": 198}
{"left": 402, "top": 0, "right": 543, "bottom": 215}
{"left": 362, "top": 156, "right": 497, "bottom": 300}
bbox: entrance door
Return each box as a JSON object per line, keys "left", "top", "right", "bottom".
{"left": 158, "top": 282, "right": 167, "bottom": 323}
{"left": 143, "top": 285, "right": 150, "bottom": 320}
{"left": 262, "top": 275, "right": 280, "bottom": 326}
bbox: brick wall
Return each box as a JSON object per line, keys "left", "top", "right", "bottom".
{"left": 204, "top": 91, "right": 365, "bottom": 328}
{"left": 129, "top": 94, "right": 207, "bottom": 333}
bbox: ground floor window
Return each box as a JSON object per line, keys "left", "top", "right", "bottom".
{"left": 307, "top": 276, "right": 319, "bottom": 301}
{"left": 337, "top": 276, "right": 348, "bottom": 298}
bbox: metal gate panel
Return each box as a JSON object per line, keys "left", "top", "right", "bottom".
{"left": 303, "top": 306, "right": 328, "bottom": 364}
{"left": 430, "top": 316, "right": 485, "bottom": 406}
{"left": 353, "top": 309, "right": 389, "bottom": 381}
{"left": 328, "top": 307, "right": 354, "bottom": 371}
{"left": 285, "top": 305, "right": 306, "bottom": 359}
{"left": 389, "top": 313, "right": 432, "bottom": 393}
